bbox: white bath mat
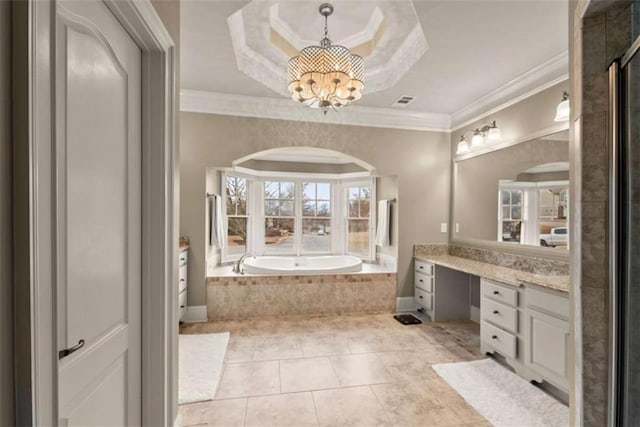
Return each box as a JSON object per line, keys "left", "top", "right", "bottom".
{"left": 433, "top": 358, "right": 569, "bottom": 427}
{"left": 179, "top": 332, "right": 230, "bottom": 404}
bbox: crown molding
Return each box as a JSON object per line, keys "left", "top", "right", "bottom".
{"left": 450, "top": 51, "right": 569, "bottom": 130}
{"left": 180, "top": 90, "right": 452, "bottom": 132}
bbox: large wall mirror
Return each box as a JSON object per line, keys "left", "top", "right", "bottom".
{"left": 453, "top": 128, "right": 569, "bottom": 252}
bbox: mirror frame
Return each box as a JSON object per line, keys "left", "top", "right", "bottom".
{"left": 450, "top": 122, "right": 570, "bottom": 261}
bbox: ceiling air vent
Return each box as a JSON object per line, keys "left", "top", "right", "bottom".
{"left": 392, "top": 96, "right": 416, "bottom": 107}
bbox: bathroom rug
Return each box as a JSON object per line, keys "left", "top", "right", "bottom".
{"left": 433, "top": 358, "right": 569, "bottom": 427}
{"left": 179, "top": 332, "right": 230, "bottom": 404}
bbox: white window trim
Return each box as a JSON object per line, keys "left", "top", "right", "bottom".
{"left": 220, "top": 170, "right": 377, "bottom": 261}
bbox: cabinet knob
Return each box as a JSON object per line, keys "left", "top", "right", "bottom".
{"left": 419, "top": 295, "right": 423, "bottom": 299}
{"left": 493, "top": 290, "right": 500, "bottom": 295}
{"left": 419, "top": 279, "right": 423, "bottom": 282}
{"left": 180, "top": 258, "right": 185, "bottom": 262}
{"left": 491, "top": 335, "right": 498, "bottom": 340}
{"left": 180, "top": 279, "right": 185, "bottom": 282}
{"left": 493, "top": 310, "right": 499, "bottom": 315}
{"left": 180, "top": 305, "right": 185, "bottom": 309}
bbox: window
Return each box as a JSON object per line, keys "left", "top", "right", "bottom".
{"left": 347, "top": 185, "right": 372, "bottom": 256}
{"left": 500, "top": 189, "right": 522, "bottom": 243}
{"left": 225, "top": 175, "right": 248, "bottom": 257}
{"left": 302, "top": 182, "right": 331, "bottom": 253}
{"left": 264, "top": 181, "right": 296, "bottom": 254}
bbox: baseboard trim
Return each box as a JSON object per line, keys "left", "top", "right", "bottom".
{"left": 470, "top": 305, "right": 480, "bottom": 324}
{"left": 396, "top": 297, "right": 416, "bottom": 313}
{"left": 182, "top": 306, "right": 207, "bottom": 323}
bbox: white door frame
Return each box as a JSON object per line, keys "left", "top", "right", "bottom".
{"left": 12, "top": 1, "right": 177, "bottom": 425}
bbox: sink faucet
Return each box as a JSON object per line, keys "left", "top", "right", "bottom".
{"left": 233, "top": 253, "right": 254, "bottom": 274}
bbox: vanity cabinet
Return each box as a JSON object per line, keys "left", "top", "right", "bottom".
{"left": 523, "top": 286, "right": 570, "bottom": 391}
{"left": 480, "top": 278, "right": 523, "bottom": 361}
{"left": 480, "top": 277, "right": 569, "bottom": 393}
{"left": 179, "top": 249, "right": 188, "bottom": 322}
{"left": 414, "top": 259, "right": 470, "bottom": 321}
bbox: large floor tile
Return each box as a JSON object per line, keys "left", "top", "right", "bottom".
{"left": 299, "top": 334, "right": 351, "bottom": 357}
{"left": 216, "top": 360, "right": 280, "bottom": 399}
{"left": 179, "top": 398, "right": 247, "bottom": 427}
{"left": 312, "top": 386, "right": 391, "bottom": 427}
{"left": 371, "top": 381, "right": 466, "bottom": 427}
{"left": 252, "top": 337, "right": 304, "bottom": 361}
{"left": 330, "top": 353, "right": 393, "bottom": 386}
{"left": 280, "top": 357, "right": 340, "bottom": 393}
{"left": 245, "top": 392, "right": 318, "bottom": 427}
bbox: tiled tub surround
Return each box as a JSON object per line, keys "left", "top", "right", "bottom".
{"left": 206, "top": 271, "right": 396, "bottom": 320}
{"left": 414, "top": 244, "right": 570, "bottom": 292}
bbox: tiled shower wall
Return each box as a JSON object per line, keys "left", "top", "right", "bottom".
{"left": 573, "top": 1, "right": 634, "bottom": 425}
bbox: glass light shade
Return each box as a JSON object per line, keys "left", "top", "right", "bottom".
{"left": 487, "top": 126, "right": 502, "bottom": 142}
{"left": 456, "top": 139, "right": 470, "bottom": 155}
{"left": 287, "top": 18, "right": 364, "bottom": 113}
{"left": 554, "top": 99, "right": 570, "bottom": 122}
{"left": 471, "top": 132, "right": 484, "bottom": 148}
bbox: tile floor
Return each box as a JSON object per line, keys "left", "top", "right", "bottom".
{"left": 179, "top": 313, "right": 490, "bottom": 427}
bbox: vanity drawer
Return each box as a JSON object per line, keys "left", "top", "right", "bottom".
{"left": 179, "top": 250, "right": 188, "bottom": 266}
{"left": 482, "top": 321, "right": 517, "bottom": 359}
{"left": 526, "top": 286, "right": 569, "bottom": 320}
{"left": 481, "top": 297, "right": 518, "bottom": 333}
{"left": 179, "top": 264, "right": 187, "bottom": 293}
{"left": 415, "top": 260, "right": 434, "bottom": 276}
{"left": 482, "top": 279, "right": 519, "bottom": 307}
{"left": 415, "top": 287, "right": 433, "bottom": 311}
{"left": 179, "top": 289, "right": 187, "bottom": 321}
{"left": 414, "top": 271, "right": 434, "bottom": 293}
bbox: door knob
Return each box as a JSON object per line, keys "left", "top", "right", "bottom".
{"left": 59, "top": 339, "right": 85, "bottom": 360}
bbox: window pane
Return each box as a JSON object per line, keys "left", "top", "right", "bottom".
{"left": 502, "top": 206, "right": 510, "bottom": 219}
{"left": 302, "top": 183, "right": 315, "bottom": 200}
{"left": 349, "top": 200, "right": 359, "bottom": 217}
{"left": 511, "top": 207, "right": 522, "bottom": 220}
{"left": 317, "top": 201, "right": 330, "bottom": 217}
{"left": 302, "top": 218, "right": 331, "bottom": 253}
{"left": 227, "top": 217, "right": 247, "bottom": 256}
{"left": 265, "top": 200, "right": 279, "bottom": 216}
{"left": 264, "top": 218, "right": 295, "bottom": 254}
{"left": 227, "top": 196, "right": 236, "bottom": 216}
{"left": 502, "top": 221, "right": 521, "bottom": 243}
{"left": 303, "top": 201, "right": 316, "bottom": 216}
{"left": 511, "top": 191, "right": 522, "bottom": 205}
{"left": 348, "top": 219, "right": 369, "bottom": 256}
{"left": 280, "top": 182, "right": 295, "bottom": 199}
{"left": 316, "top": 183, "right": 331, "bottom": 200}
{"left": 349, "top": 188, "right": 360, "bottom": 201}
{"left": 279, "top": 201, "right": 295, "bottom": 216}
{"left": 264, "top": 181, "right": 279, "bottom": 199}
{"left": 359, "top": 199, "right": 370, "bottom": 218}
{"left": 502, "top": 191, "right": 511, "bottom": 205}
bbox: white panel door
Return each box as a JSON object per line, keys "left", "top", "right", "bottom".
{"left": 55, "top": 1, "right": 141, "bottom": 425}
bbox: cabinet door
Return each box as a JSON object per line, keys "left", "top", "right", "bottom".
{"left": 524, "top": 308, "right": 569, "bottom": 391}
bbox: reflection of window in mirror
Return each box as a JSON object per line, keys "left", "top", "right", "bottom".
{"left": 498, "top": 181, "right": 569, "bottom": 249}
{"left": 499, "top": 189, "right": 524, "bottom": 244}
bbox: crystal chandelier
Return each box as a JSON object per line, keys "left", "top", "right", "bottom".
{"left": 287, "top": 3, "right": 364, "bottom": 114}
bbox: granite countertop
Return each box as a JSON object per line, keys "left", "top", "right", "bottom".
{"left": 414, "top": 254, "right": 569, "bottom": 293}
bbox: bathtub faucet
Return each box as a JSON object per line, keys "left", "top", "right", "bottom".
{"left": 233, "top": 253, "right": 255, "bottom": 274}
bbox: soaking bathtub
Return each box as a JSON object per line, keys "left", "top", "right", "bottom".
{"left": 242, "top": 255, "right": 363, "bottom": 275}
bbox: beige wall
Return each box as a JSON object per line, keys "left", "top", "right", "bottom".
{"left": 181, "top": 113, "right": 452, "bottom": 305}
{"left": 0, "top": 1, "right": 13, "bottom": 424}
{"left": 454, "top": 137, "right": 568, "bottom": 241}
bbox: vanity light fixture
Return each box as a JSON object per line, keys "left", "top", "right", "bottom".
{"left": 554, "top": 91, "right": 570, "bottom": 122}
{"left": 287, "top": 3, "right": 365, "bottom": 114}
{"left": 456, "top": 120, "right": 502, "bottom": 155}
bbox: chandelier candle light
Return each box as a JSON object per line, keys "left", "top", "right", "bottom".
{"left": 287, "top": 3, "right": 365, "bottom": 114}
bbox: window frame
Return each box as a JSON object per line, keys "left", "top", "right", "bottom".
{"left": 221, "top": 171, "right": 252, "bottom": 263}
{"left": 344, "top": 178, "right": 376, "bottom": 261}
{"left": 262, "top": 180, "right": 298, "bottom": 256}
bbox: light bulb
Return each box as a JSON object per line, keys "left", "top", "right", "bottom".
{"left": 471, "top": 131, "right": 484, "bottom": 148}
{"left": 456, "top": 138, "right": 470, "bottom": 155}
{"left": 487, "top": 125, "right": 501, "bottom": 142}
{"left": 554, "top": 92, "right": 570, "bottom": 122}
